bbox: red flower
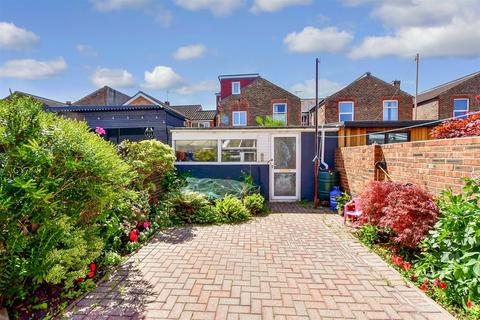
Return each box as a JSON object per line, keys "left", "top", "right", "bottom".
{"left": 402, "top": 262, "right": 411, "bottom": 270}
{"left": 424, "top": 278, "right": 429, "bottom": 284}
{"left": 421, "top": 283, "right": 427, "bottom": 292}
{"left": 143, "top": 221, "right": 150, "bottom": 229}
{"left": 88, "top": 271, "right": 95, "bottom": 278}
{"left": 433, "top": 279, "right": 440, "bottom": 287}
{"left": 75, "top": 277, "right": 85, "bottom": 283}
{"left": 467, "top": 301, "right": 473, "bottom": 309}
{"left": 410, "top": 274, "right": 417, "bottom": 280}
{"left": 439, "top": 283, "right": 447, "bottom": 289}
{"left": 129, "top": 230, "right": 138, "bottom": 242}
{"left": 392, "top": 256, "right": 403, "bottom": 266}
{"left": 90, "top": 263, "right": 96, "bottom": 272}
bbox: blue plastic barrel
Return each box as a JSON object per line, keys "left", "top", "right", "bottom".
{"left": 329, "top": 186, "right": 342, "bottom": 210}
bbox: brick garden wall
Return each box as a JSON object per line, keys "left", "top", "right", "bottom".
{"left": 335, "top": 136, "right": 480, "bottom": 196}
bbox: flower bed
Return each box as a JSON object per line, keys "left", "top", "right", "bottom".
{"left": 0, "top": 96, "right": 267, "bottom": 319}
{"left": 352, "top": 180, "right": 480, "bottom": 319}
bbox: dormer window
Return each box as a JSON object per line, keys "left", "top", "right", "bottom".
{"left": 232, "top": 82, "right": 241, "bottom": 95}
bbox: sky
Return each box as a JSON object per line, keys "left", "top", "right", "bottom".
{"left": 1, "top": 0, "right": 480, "bottom": 109}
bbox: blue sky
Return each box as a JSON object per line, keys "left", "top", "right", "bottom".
{"left": 1, "top": 0, "right": 479, "bottom": 109}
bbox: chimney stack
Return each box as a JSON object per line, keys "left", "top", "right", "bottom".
{"left": 393, "top": 80, "right": 401, "bottom": 89}
{"left": 66, "top": 101, "right": 72, "bottom": 105}
{"left": 164, "top": 101, "right": 170, "bottom": 106}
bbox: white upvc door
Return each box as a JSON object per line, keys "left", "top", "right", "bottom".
{"left": 270, "top": 134, "right": 300, "bottom": 201}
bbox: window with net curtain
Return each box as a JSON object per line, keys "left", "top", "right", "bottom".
{"left": 383, "top": 100, "right": 398, "bottom": 120}
{"left": 221, "top": 139, "right": 256, "bottom": 162}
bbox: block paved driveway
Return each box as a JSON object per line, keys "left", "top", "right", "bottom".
{"left": 65, "top": 209, "right": 452, "bottom": 320}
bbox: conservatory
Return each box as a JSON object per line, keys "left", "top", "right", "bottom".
{"left": 170, "top": 126, "right": 339, "bottom": 201}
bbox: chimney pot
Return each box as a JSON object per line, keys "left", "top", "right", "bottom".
{"left": 393, "top": 80, "right": 401, "bottom": 89}
{"left": 66, "top": 101, "right": 72, "bottom": 105}
{"left": 165, "top": 101, "right": 170, "bottom": 106}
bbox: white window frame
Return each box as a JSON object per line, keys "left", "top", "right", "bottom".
{"left": 232, "top": 111, "right": 247, "bottom": 126}
{"left": 453, "top": 98, "right": 469, "bottom": 118}
{"left": 383, "top": 99, "right": 398, "bottom": 121}
{"left": 338, "top": 101, "right": 354, "bottom": 122}
{"left": 273, "top": 103, "right": 288, "bottom": 125}
{"left": 232, "top": 82, "right": 241, "bottom": 95}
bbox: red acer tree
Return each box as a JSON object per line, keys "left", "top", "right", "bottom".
{"left": 430, "top": 113, "right": 480, "bottom": 139}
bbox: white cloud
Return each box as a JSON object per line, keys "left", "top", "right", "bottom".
{"left": 76, "top": 44, "right": 98, "bottom": 57}
{"left": 173, "top": 44, "right": 207, "bottom": 60}
{"left": 251, "top": 0, "right": 311, "bottom": 13}
{"left": 290, "top": 79, "right": 343, "bottom": 98}
{"left": 176, "top": 80, "right": 218, "bottom": 95}
{"left": 0, "top": 57, "right": 66, "bottom": 80}
{"left": 346, "top": 0, "right": 480, "bottom": 59}
{"left": 91, "top": 67, "right": 134, "bottom": 87}
{"left": 173, "top": 0, "right": 243, "bottom": 16}
{"left": 91, "top": 0, "right": 172, "bottom": 26}
{"left": 90, "top": 0, "right": 148, "bottom": 11}
{"left": 0, "top": 22, "right": 39, "bottom": 50}
{"left": 144, "top": 66, "right": 185, "bottom": 89}
{"left": 284, "top": 26, "right": 353, "bottom": 53}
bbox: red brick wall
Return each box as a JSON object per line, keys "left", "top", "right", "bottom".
{"left": 217, "top": 78, "right": 301, "bottom": 127}
{"left": 437, "top": 73, "right": 480, "bottom": 120}
{"left": 335, "top": 137, "right": 480, "bottom": 196}
{"left": 323, "top": 74, "right": 413, "bottom": 123}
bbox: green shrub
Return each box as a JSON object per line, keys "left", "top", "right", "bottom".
{"left": 354, "top": 224, "right": 392, "bottom": 248}
{"left": 103, "top": 251, "right": 123, "bottom": 267}
{"left": 191, "top": 207, "right": 221, "bottom": 224}
{"left": 119, "top": 139, "right": 175, "bottom": 193}
{"left": 335, "top": 191, "right": 352, "bottom": 215}
{"left": 169, "top": 191, "right": 210, "bottom": 224}
{"left": 243, "top": 193, "right": 265, "bottom": 215}
{"left": 0, "top": 96, "right": 135, "bottom": 306}
{"left": 215, "top": 195, "right": 250, "bottom": 223}
{"left": 416, "top": 178, "right": 480, "bottom": 307}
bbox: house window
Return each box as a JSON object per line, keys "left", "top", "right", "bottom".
{"left": 174, "top": 140, "right": 218, "bottom": 162}
{"left": 273, "top": 103, "right": 287, "bottom": 124}
{"left": 383, "top": 100, "right": 398, "bottom": 121}
{"left": 221, "top": 139, "right": 257, "bottom": 162}
{"left": 233, "top": 111, "right": 247, "bottom": 126}
{"left": 105, "top": 127, "right": 150, "bottom": 144}
{"left": 301, "top": 112, "right": 309, "bottom": 126}
{"left": 367, "top": 132, "right": 409, "bottom": 145}
{"left": 453, "top": 98, "right": 469, "bottom": 118}
{"left": 232, "top": 82, "right": 241, "bottom": 95}
{"left": 339, "top": 101, "right": 354, "bottom": 122}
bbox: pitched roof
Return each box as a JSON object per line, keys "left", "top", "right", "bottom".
{"left": 9, "top": 91, "right": 64, "bottom": 107}
{"left": 417, "top": 71, "right": 480, "bottom": 104}
{"left": 74, "top": 86, "right": 130, "bottom": 106}
{"left": 170, "top": 105, "right": 216, "bottom": 120}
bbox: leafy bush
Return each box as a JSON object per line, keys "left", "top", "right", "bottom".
{"left": 355, "top": 224, "right": 381, "bottom": 248}
{"left": 119, "top": 139, "right": 175, "bottom": 193}
{"left": 416, "top": 178, "right": 480, "bottom": 307}
{"left": 243, "top": 193, "right": 265, "bottom": 215}
{"left": 102, "top": 251, "right": 123, "bottom": 267}
{"left": 169, "top": 191, "right": 210, "bottom": 224}
{"left": 335, "top": 191, "right": 352, "bottom": 215}
{"left": 430, "top": 113, "right": 480, "bottom": 139}
{"left": 0, "top": 95, "right": 135, "bottom": 306}
{"left": 215, "top": 195, "right": 250, "bottom": 223}
{"left": 359, "top": 181, "right": 438, "bottom": 248}
{"left": 191, "top": 207, "right": 221, "bottom": 224}
{"left": 255, "top": 115, "right": 285, "bottom": 127}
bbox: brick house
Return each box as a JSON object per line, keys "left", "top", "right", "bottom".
{"left": 170, "top": 104, "right": 216, "bottom": 127}
{"left": 216, "top": 74, "right": 301, "bottom": 127}
{"left": 416, "top": 71, "right": 480, "bottom": 120}
{"left": 310, "top": 72, "right": 413, "bottom": 124}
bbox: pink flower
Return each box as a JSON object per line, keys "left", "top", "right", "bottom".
{"left": 433, "top": 279, "right": 440, "bottom": 287}
{"left": 143, "top": 221, "right": 150, "bottom": 229}
{"left": 95, "top": 127, "right": 106, "bottom": 136}
{"left": 402, "top": 262, "right": 411, "bottom": 270}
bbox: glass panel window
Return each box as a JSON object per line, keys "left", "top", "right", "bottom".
{"left": 367, "top": 133, "right": 386, "bottom": 145}
{"left": 232, "top": 111, "right": 247, "bottom": 126}
{"left": 274, "top": 173, "right": 296, "bottom": 197}
{"left": 273, "top": 103, "right": 287, "bottom": 124}
{"left": 274, "top": 137, "right": 296, "bottom": 169}
{"left": 175, "top": 140, "right": 218, "bottom": 162}
{"left": 383, "top": 100, "right": 398, "bottom": 120}
{"left": 388, "top": 132, "right": 409, "bottom": 144}
{"left": 453, "top": 98, "right": 469, "bottom": 118}
{"left": 338, "top": 101, "right": 354, "bottom": 122}
{"left": 221, "top": 139, "right": 257, "bottom": 162}
{"left": 232, "top": 82, "right": 241, "bottom": 95}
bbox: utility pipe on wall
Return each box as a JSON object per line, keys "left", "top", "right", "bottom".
{"left": 320, "top": 127, "right": 329, "bottom": 170}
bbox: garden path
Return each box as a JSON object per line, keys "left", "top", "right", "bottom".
{"left": 64, "top": 207, "right": 452, "bottom": 320}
